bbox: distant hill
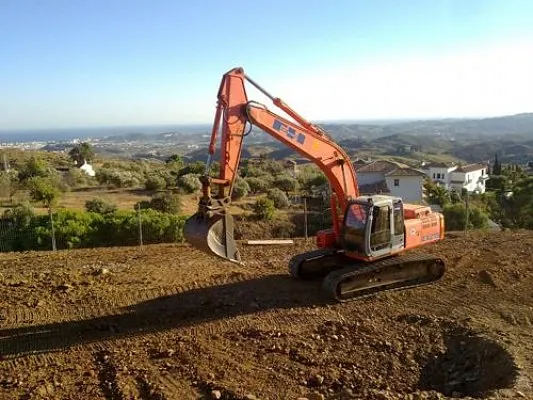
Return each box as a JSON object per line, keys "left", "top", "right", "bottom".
{"left": 59, "top": 112, "right": 533, "bottom": 166}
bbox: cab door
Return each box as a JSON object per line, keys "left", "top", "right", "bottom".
{"left": 391, "top": 200, "right": 405, "bottom": 251}
{"left": 368, "top": 204, "right": 392, "bottom": 257}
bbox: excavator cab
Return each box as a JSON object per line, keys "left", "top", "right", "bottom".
{"left": 342, "top": 196, "right": 405, "bottom": 259}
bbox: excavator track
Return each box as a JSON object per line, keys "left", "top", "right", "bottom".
{"left": 288, "top": 248, "right": 347, "bottom": 280}
{"left": 322, "top": 252, "right": 445, "bottom": 302}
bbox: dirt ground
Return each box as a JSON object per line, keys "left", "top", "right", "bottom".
{"left": 0, "top": 230, "right": 532, "bottom": 400}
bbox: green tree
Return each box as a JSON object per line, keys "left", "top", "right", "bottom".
{"left": 28, "top": 177, "right": 61, "bottom": 208}
{"left": 64, "top": 167, "right": 89, "bottom": 188}
{"left": 231, "top": 177, "right": 250, "bottom": 200}
{"left": 69, "top": 142, "right": 95, "bottom": 165}
{"left": 275, "top": 175, "right": 299, "bottom": 196}
{"left": 0, "top": 171, "right": 12, "bottom": 200}
{"left": 85, "top": 198, "right": 118, "bottom": 215}
{"left": 245, "top": 177, "right": 270, "bottom": 194}
{"left": 177, "top": 173, "right": 202, "bottom": 194}
{"left": 18, "top": 157, "right": 52, "bottom": 182}
{"left": 492, "top": 153, "right": 501, "bottom": 175}
{"left": 442, "top": 203, "right": 489, "bottom": 231}
{"left": 166, "top": 154, "right": 183, "bottom": 165}
{"left": 500, "top": 176, "right": 533, "bottom": 229}
{"left": 144, "top": 174, "right": 167, "bottom": 191}
{"left": 136, "top": 192, "right": 182, "bottom": 214}
{"left": 424, "top": 180, "right": 450, "bottom": 207}
{"left": 253, "top": 198, "right": 276, "bottom": 220}
{"left": 267, "top": 188, "right": 290, "bottom": 209}
{"left": 178, "top": 161, "right": 206, "bottom": 177}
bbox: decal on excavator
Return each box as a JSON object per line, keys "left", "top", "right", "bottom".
{"left": 273, "top": 120, "right": 306, "bottom": 144}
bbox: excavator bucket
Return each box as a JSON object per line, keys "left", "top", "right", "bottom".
{"left": 184, "top": 212, "right": 241, "bottom": 263}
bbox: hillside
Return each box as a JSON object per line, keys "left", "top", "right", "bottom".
{"left": 0, "top": 230, "right": 531, "bottom": 399}
{"left": 189, "top": 113, "right": 533, "bottom": 164}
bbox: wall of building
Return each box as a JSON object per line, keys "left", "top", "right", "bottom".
{"left": 385, "top": 176, "right": 424, "bottom": 203}
{"left": 357, "top": 172, "right": 385, "bottom": 186}
{"left": 448, "top": 169, "right": 488, "bottom": 193}
{"left": 462, "top": 169, "right": 487, "bottom": 193}
{"left": 424, "top": 166, "right": 457, "bottom": 188}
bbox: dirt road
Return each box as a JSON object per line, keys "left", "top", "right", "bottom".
{"left": 0, "top": 230, "right": 531, "bottom": 399}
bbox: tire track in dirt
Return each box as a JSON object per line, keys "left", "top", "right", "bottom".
{"left": 94, "top": 350, "right": 125, "bottom": 400}
{"left": 0, "top": 271, "right": 253, "bottom": 327}
{"left": 0, "top": 272, "right": 331, "bottom": 365}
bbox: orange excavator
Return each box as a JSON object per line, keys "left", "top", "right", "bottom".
{"left": 184, "top": 67, "right": 445, "bottom": 302}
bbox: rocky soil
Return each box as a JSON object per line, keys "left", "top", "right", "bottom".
{"left": 0, "top": 230, "right": 531, "bottom": 399}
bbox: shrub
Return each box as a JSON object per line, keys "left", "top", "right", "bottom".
{"left": 298, "top": 171, "right": 328, "bottom": 192}
{"left": 177, "top": 173, "right": 202, "bottom": 194}
{"left": 442, "top": 203, "right": 489, "bottom": 231}
{"left": 245, "top": 177, "right": 270, "bottom": 194}
{"left": 0, "top": 207, "right": 188, "bottom": 252}
{"left": 144, "top": 174, "right": 167, "bottom": 191}
{"left": 267, "top": 188, "right": 290, "bottom": 209}
{"left": 28, "top": 176, "right": 62, "bottom": 207}
{"left": 85, "top": 198, "right": 118, "bottom": 215}
{"left": 178, "top": 161, "right": 206, "bottom": 177}
{"left": 95, "top": 168, "right": 143, "bottom": 189}
{"left": 64, "top": 168, "right": 90, "bottom": 188}
{"left": 274, "top": 175, "right": 299, "bottom": 195}
{"left": 136, "top": 192, "right": 182, "bottom": 214}
{"left": 231, "top": 177, "right": 250, "bottom": 200}
{"left": 253, "top": 198, "right": 276, "bottom": 220}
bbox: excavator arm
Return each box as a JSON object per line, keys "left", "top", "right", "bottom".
{"left": 184, "top": 67, "right": 359, "bottom": 262}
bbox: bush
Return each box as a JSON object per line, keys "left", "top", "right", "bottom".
{"left": 177, "top": 173, "right": 202, "bottom": 194}
{"left": 0, "top": 207, "right": 188, "bottom": 252}
{"left": 64, "top": 168, "right": 90, "bottom": 188}
{"left": 274, "top": 175, "right": 299, "bottom": 195}
{"left": 245, "top": 177, "right": 270, "bottom": 194}
{"left": 96, "top": 168, "right": 143, "bottom": 188}
{"left": 442, "top": 203, "right": 489, "bottom": 231}
{"left": 144, "top": 174, "right": 167, "bottom": 191}
{"left": 253, "top": 198, "right": 275, "bottom": 220}
{"left": 298, "top": 170, "right": 328, "bottom": 192}
{"left": 231, "top": 177, "right": 250, "bottom": 200}
{"left": 28, "top": 176, "right": 62, "bottom": 207}
{"left": 85, "top": 198, "right": 118, "bottom": 215}
{"left": 178, "top": 161, "right": 206, "bottom": 177}
{"left": 267, "top": 188, "right": 290, "bottom": 209}
{"left": 17, "top": 157, "right": 53, "bottom": 182}
{"left": 136, "top": 192, "right": 182, "bottom": 214}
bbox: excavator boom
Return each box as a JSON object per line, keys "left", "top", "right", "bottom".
{"left": 184, "top": 67, "right": 359, "bottom": 262}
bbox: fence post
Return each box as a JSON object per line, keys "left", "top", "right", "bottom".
{"left": 49, "top": 207, "right": 57, "bottom": 251}
{"left": 137, "top": 203, "right": 143, "bottom": 247}
{"left": 464, "top": 190, "right": 469, "bottom": 237}
{"left": 303, "top": 196, "right": 308, "bottom": 241}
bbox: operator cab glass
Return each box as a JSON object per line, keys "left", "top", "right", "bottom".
{"left": 343, "top": 198, "right": 405, "bottom": 257}
{"left": 343, "top": 202, "right": 369, "bottom": 253}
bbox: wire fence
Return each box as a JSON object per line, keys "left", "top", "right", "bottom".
{"left": 0, "top": 206, "right": 185, "bottom": 253}
{"left": 0, "top": 206, "right": 332, "bottom": 254}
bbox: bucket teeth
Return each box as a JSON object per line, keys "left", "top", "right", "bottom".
{"left": 184, "top": 212, "right": 241, "bottom": 263}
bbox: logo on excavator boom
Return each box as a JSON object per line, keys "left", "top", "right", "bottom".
{"left": 272, "top": 120, "right": 306, "bottom": 145}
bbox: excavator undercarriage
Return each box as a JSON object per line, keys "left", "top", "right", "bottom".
{"left": 289, "top": 249, "right": 445, "bottom": 302}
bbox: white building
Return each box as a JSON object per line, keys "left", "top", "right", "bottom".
{"left": 423, "top": 162, "right": 489, "bottom": 194}
{"left": 79, "top": 160, "right": 96, "bottom": 177}
{"left": 423, "top": 162, "right": 457, "bottom": 188}
{"left": 449, "top": 164, "right": 489, "bottom": 194}
{"left": 354, "top": 160, "right": 427, "bottom": 203}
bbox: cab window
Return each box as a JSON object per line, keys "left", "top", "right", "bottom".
{"left": 344, "top": 203, "right": 368, "bottom": 252}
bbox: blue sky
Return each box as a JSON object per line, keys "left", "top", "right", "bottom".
{"left": 1, "top": 0, "right": 532, "bottom": 130}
